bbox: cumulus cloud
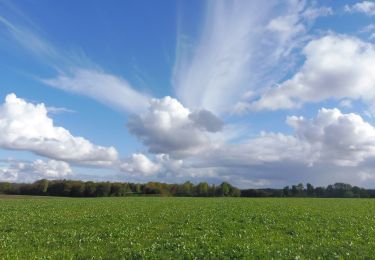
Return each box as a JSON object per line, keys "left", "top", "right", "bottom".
{"left": 345, "top": 1, "right": 375, "bottom": 16}
{"left": 167, "top": 108, "right": 375, "bottom": 187}
{"left": 120, "top": 153, "right": 161, "bottom": 177}
{"left": 287, "top": 108, "right": 375, "bottom": 166}
{"left": 0, "top": 159, "right": 72, "bottom": 182}
{"left": 122, "top": 106, "right": 375, "bottom": 188}
{"left": 0, "top": 93, "right": 118, "bottom": 166}
{"left": 173, "top": 0, "right": 331, "bottom": 114}
{"left": 189, "top": 109, "right": 223, "bottom": 132}
{"left": 209, "top": 108, "right": 375, "bottom": 168}
{"left": 120, "top": 153, "right": 182, "bottom": 177}
{"left": 127, "top": 96, "right": 222, "bottom": 158}
{"left": 249, "top": 34, "right": 375, "bottom": 111}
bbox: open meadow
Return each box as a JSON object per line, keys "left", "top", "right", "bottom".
{"left": 0, "top": 197, "right": 374, "bottom": 259}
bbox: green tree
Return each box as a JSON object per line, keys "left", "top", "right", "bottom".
{"left": 197, "top": 182, "right": 209, "bottom": 196}
{"left": 85, "top": 181, "right": 97, "bottom": 197}
{"left": 306, "top": 183, "right": 314, "bottom": 197}
{"left": 282, "top": 186, "right": 290, "bottom": 197}
{"left": 96, "top": 182, "right": 111, "bottom": 197}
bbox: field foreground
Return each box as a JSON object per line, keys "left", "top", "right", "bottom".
{"left": 0, "top": 197, "right": 374, "bottom": 259}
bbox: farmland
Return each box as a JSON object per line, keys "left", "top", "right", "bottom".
{"left": 0, "top": 197, "right": 374, "bottom": 259}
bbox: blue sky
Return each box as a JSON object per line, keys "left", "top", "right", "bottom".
{"left": 1, "top": 0, "right": 375, "bottom": 188}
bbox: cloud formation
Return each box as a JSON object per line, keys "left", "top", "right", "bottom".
{"left": 198, "top": 108, "right": 375, "bottom": 187}
{"left": 345, "top": 1, "right": 375, "bottom": 16}
{"left": 250, "top": 34, "right": 375, "bottom": 111}
{"left": 0, "top": 93, "right": 118, "bottom": 166}
{"left": 173, "top": 0, "right": 331, "bottom": 114}
{"left": 0, "top": 159, "right": 72, "bottom": 182}
{"left": 120, "top": 153, "right": 182, "bottom": 177}
{"left": 127, "top": 96, "right": 222, "bottom": 158}
{"left": 123, "top": 106, "right": 375, "bottom": 188}
{"left": 0, "top": 16, "right": 150, "bottom": 114}
{"left": 287, "top": 108, "right": 375, "bottom": 166}
{"left": 42, "top": 68, "right": 150, "bottom": 114}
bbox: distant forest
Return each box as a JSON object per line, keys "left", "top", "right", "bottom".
{"left": 0, "top": 180, "right": 374, "bottom": 198}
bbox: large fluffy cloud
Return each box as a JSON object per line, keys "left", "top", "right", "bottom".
{"left": 209, "top": 108, "right": 375, "bottom": 168}
{"left": 0, "top": 93, "right": 118, "bottom": 166}
{"left": 120, "top": 153, "right": 182, "bottom": 177}
{"left": 287, "top": 108, "right": 375, "bottom": 166}
{"left": 249, "top": 34, "right": 375, "bottom": 111}
{"left": 0, "top": 159, "right": 72, "bottom": 182}
{"left": 127, "top": 96, "right": 222, "bottom": 158}
{"left": 123, "top": 107, "right": 375, "bottom": 188}
{"left": 144, "top": 108, "right": 375, "bottom": 187}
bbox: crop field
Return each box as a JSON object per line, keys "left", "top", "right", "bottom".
{"left": 0, "top": 197, "right": 374, "bottom": 259}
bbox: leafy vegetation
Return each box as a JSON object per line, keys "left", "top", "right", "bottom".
{"left": 0, "top": 197, "right": 374, "bottom": 259}
{"left": 0, "top": 179, "right": 374, "bottom": 198}
{"left": 0, "top": 180, "right": 241, "bottom": 197}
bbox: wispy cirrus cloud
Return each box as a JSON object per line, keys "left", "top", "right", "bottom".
{"left": 42, "top": 68, "right": 150, "bottom": 114}
{"left": 0, "top": 14, "right": 150, "bottom": 114}
{"left": 173, "top": 0, "right": 331, "bottom": 114}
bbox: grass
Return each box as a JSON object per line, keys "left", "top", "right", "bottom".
{"left": 0, "top": 197, "right": 374, "bottom": 259}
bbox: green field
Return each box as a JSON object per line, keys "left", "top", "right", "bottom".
{"left": 0, "top": 197, "right": 374, "bottom": 259}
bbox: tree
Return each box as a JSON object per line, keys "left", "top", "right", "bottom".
{"left": 283, "top": 186, "right": 290, "bottom": 197}
{"left": 110, "top": 183, "right": 125, "bottom": 196}
{"left": 197, "top": 182, "right": 209, "bottom": 196}
{"left": 181, "top": 181, "right": 193, "bottom": 196}
{"left": 96, "top": 182, "right": 111, "bottom": 197}
{"left": 85, "top": 181, "right": 97, "bottom": 197}
{"left": 315, "top": 187, "right": 326, "bottom": 197}
{"left": 291, "top": 185, "right": 298, "bottom": 196}
{"left": 70, "top": 181, "right": 85, "bottom": 197}
{"left": 219, "top": 182, "right": 231, "bottom": 196}
{"left": 306, "top": 183, "right": 314, "bottom": 197}
{"left": 230, "top": 187, "right": 241, "bottom": 197}
{"left": 297, "top": 183, "right": 304, "bottom": 196}
{"left": 33, "top": 179, "right": 49, "bottom": 195}
{"left": 135, "top": 184, "right": 142, "bottom": 194}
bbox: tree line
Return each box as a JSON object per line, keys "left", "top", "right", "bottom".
{"left": 242, "top": 183, "right": 375, "bottom": 198}
{"left": 0, "top": 180, "right": 241, "bottom": 197}
{"left": 0, "top": 180, "right": 373, "bottom": 198}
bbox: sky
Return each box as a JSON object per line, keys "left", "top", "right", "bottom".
{"left": 1, "top": 0, "right": 375, "bottom": 188}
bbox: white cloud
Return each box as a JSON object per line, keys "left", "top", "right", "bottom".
{"left": 339, "top": 99, "right": 352, "bottom": 108}
{"left": 46, "top": 106, "right": 75, "bottom": 114}
{"left": 0, "top": 16, "right": 150, "bottom": 114}
{"left": 0, "top": 159, "right": 72, "bottom": 182}
{"left": 250, "top": 34, "right": 375, "bottom": 111}
{"left": 0, "top": 15, "right": 59, "bottom": 60}
{"left": 127, "top": 96, "right": 222, "bottom": 158}
{"left": 120, "top": 153, "right": 161, "bottom": 177}
{"left": 287, "top": 108, "right": 375, "bottom": 166}
{"left": 0, "top": 93, "right": 118, "bottom": 166}
{"left": 122, "top": 107, "right": 375, "bottom": 188}
{"left": 345, "top": 1, "right": 375, "bottom": 16}
{"left": 173, "top": 0, "right": 331, "bottom": 114}
{"left": 120, "top": 153, "right": 183, "bottom": 177}
{"left": 42, "top": 68, "right": 150, "bottom": 114}
{"left": 166, "top": 108, "right": 375, "bottom": 187}
{"left": 208, "top": 108, "right": 375, "bottom": 168}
